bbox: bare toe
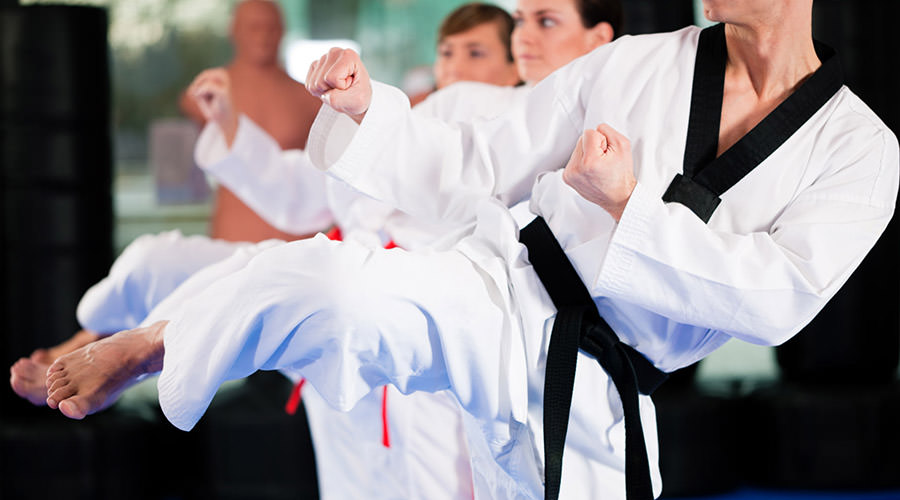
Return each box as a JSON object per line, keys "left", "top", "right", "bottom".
{"left": 11, "top": 358, "right": 29, "bottom": 377}
{"left": 58, "top": 397, "right": 89, "bottom": 420}
{"left": 47, "top": 380, "right": 76, "bottom": 409}
{"left": 42, "top": 324, "right": 164, "bottom": 420}
{"left": 46, "top": 360, "right": 65, "bottom": 374}
{"left": 9, "top": 358, "right": 50, "bottom": 406}
{"left": 47, "top": 375, "right": 71, "bottom": 394}
{"left": 46, "top": 367, "right": 66, "bottom": 388}
{"left": 11, "top": 375, "right": 47, "bottom": 406}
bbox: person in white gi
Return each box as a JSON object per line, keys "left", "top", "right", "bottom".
{"left": 46, "top": 0, "right": 898, "bottom": 499}
{"left": 186, "top": 3, "right": 619, "bottom": 498}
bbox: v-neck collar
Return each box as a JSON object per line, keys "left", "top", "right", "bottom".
{"left": 663, "top": 23, "right": 844, "bottom": 223}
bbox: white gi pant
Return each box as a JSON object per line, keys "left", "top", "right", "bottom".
{"left": 76, "top": 230, "right": 262, "bottom": 334}
{"left": 77, "top": 230, "right": 474, "bottom": 500}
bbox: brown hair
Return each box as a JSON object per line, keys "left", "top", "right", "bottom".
{"left": 438, "top": 3, "right": 515, "bottom": 62}
{"left": 574, "top": 0, "right": 624, "bottom": 38}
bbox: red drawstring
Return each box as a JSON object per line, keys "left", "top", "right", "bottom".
{"left": 381, "top": 385, "right": 391, "bottom": 448}
{"left": 285, "top": 378, "right": 306, "bottom": 415}
{"left": 291, "top": 227, "right": 393, "bottom": 448}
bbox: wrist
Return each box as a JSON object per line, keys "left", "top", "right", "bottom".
{"left": 350, "top": 110, "right": 367, "bottom": 125}
{"left": 606, "top": 181, "right": 636, "bottom": 222}
{"left": 220, "top": 113, "right": 239, "bottom": 147}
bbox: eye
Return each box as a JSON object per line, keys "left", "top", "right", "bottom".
{"left": 512, "top": 14, "right": 524, "bottom": 27}
{"left": 469, "top": 49, "right": 487, "bottom": 59}
{"left": 539, "top": 16, "right": 558, "bottom": 28}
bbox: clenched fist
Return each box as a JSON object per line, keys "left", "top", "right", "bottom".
{"left": 306, "top": 48, "right": 372, "bottom": 124}
{"left": 562, "top": 124, "right": 636, "bottom": 221}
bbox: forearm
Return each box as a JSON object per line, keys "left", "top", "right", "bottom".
{"left": 309, "top": 80, "right": 580, "bottom": 226}
{"left": 596, "top": 181, "right": 895, "bottom": 345}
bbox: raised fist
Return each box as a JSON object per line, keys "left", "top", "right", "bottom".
{"left": 306, "top": 48, "right": 373, "bottom": 123}
{"left": 562, "top": 124, "right": 636, "bottom": 221}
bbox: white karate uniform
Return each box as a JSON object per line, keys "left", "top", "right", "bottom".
{"left": 197, "top": 116, "right": 475, "bottom": 500}
{"left": 76, "top": 82, "right": 527, "bottom": 499}
{"left": 154, "top": 26, "right": 898, "bottom": 500}
{"left": 188, "top": 83, "right": 530, "bottom": 500}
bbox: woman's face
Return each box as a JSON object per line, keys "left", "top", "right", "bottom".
{"left": 433, "top": 21, "right": 520, "bottom": 89}
{"left": 512, "top": 0, "right": 608, "bottom": 84}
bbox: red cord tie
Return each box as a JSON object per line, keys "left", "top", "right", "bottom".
{"left": 289, "top": 227, "right": 395, "bottom": 448}
{"left": 381, "top": 385, "right": 391, "bottom": 448}
{"left": 284, "top": 378, "right": 306, "bottom": 415}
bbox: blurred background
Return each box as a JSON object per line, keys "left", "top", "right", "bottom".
{"left": 1, "top": 0, "right": 899, "bottom": 499}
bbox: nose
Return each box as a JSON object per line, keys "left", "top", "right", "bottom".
{"left": 443, "top": 55, "right": 463, "bottom": 80}
{"left": 512, "top": 21, "right": 537, "bottom": 46}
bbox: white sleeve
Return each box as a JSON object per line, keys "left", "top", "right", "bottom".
{"left": 306, "top": 57, "right": 590, "bottom": 226}
{"left": 194, "top": 115, "right": 334, "bottom": 235}
{"left": 596, "top": 126, "right": 900, "bottom": 347}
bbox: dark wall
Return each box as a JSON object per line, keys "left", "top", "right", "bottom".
{"left": 813, "top": 0, "right": 900, "bottom": 132}
{"left": 0, "top": 5, "right": 114, "bottom": 416}
{"left": 621, "top": 0, "right": 695, "bottom": 35}
{"left": 777, "top": 0, "right": 900, "bottom": 382}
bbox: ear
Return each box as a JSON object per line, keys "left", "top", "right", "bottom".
{"left": 586, "top": 21, "right": 615, "bottom": 49}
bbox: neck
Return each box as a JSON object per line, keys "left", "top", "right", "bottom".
{"left": 723, "top": 16, "right": 820, "bottom": 99}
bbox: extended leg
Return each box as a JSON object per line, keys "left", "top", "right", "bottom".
{"left": 76, "top": 230, "right": 256, "bottom": 333}
{"left": 150, "top": 235, "right": 516, "bottom": 434}
{"left": 42, "top": 237, "right": 284, "bottom": 417}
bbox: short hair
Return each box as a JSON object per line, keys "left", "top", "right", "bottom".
{"left": 438, "top": 3, "right": 515, "bottom": 62}
{"left": 574, "top": 0, "right": 624, "bottom": 38}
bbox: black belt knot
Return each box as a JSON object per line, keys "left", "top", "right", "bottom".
{"left": 519, "top": 216, "right": 667, "bottom": 500}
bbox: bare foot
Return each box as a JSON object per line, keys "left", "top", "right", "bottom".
{"left": 30, "top": 329, "right": 101, "bottom": 365}
{"left": 9, "top": 358, "right": 51, "bottom": 406}
{"left": 45, "top": 321, "right": 167, "bottom": 420}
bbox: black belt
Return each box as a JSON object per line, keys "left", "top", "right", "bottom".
{"left": 519, "top": 216, "right": 667, "bottom": 500}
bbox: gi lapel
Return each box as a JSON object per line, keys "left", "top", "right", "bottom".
{"left": 663, "top": 23, "right": 844, "bottom": 223}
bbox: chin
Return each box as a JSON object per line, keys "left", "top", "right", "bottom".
{"left": 519, "top": 66, "right": 546, "bottom": 85}
{"left": 703, "top": 10, "right": 724, "bottom": 23}
{"left": 700, "top": 1, "right": 726, "bottom": 22}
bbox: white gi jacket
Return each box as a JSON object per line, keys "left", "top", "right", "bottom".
{"left": 156, "top": 26, "right": 899, "bottom": 500}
